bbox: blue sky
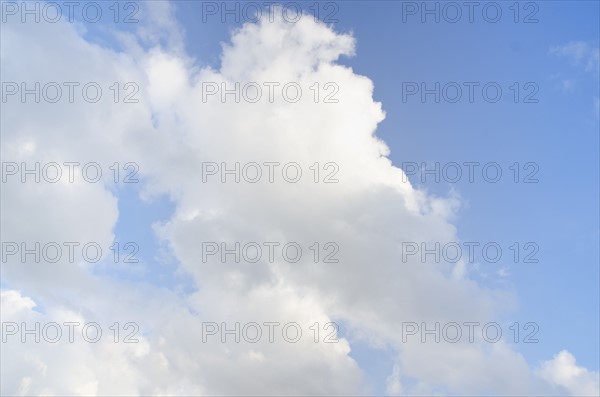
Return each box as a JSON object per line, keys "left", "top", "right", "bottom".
{"left": 329, "top": 1, "right": 600, "bottom": 372}
{"left": 2, "top": 0, "right": 599, "bottom": 395}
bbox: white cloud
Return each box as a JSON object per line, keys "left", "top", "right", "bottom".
{"left": 550, "top": 41, "right": 600, "bottom": 75}
{"left": 1, "top": 3, "right": 597, "bottom": 396}
{"left": 538, "top": 350, "right": 600, "bottom": 396}
{"left": 386, "top": 364, "right": 403, "bottom": 396}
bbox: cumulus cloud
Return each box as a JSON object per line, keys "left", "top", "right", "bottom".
{"left": 1, "top": 2, "right": 598, "bottom": 396}
{"left": 538, "top": 350, "right": 600, "bottom": 396}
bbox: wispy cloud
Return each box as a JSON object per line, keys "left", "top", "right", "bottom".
{"left": 550, "top": 41, "right": 600, "bottom": 75}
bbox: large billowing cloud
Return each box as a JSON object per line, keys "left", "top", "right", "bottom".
{"left": 1, "top": 2, "right": 598, "bottom": 395}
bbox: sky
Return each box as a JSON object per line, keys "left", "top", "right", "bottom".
{"left": 1, "top": 1, "right": 599, "bottom": 396}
